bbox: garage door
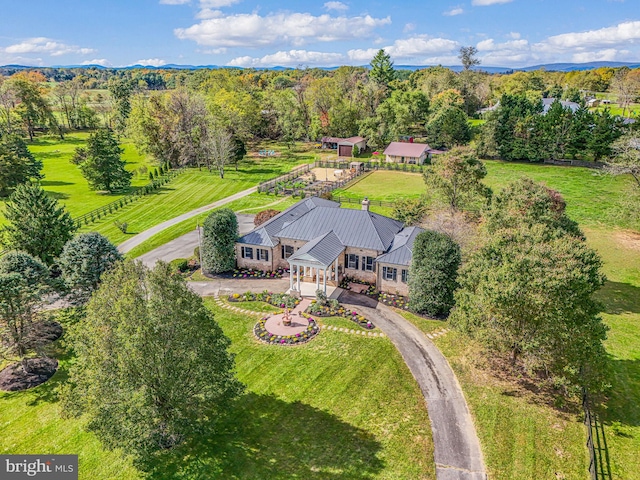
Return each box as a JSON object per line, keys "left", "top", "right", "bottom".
{"left": 338, "top": 145, "right": 353, "bottom": 157}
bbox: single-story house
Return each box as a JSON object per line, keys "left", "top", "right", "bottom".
{"left": 383, "top": 142, "right": 442, "bottom": 165}
{"left": 321, "top": 136, "right": 367, "bottom": 157}
{"left": 236, "top": 197, "right": 423, "bottom": 296}
{"left": 542, "top": 98, "right": 580, "bottom": 114}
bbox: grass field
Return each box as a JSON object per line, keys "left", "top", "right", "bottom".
{"left": 0, "top": 302, "right": 436, "bottom": 479}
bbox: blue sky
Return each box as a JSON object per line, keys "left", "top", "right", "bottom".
{"left": 0, "top": 0, "right": 638, "bottom": 68}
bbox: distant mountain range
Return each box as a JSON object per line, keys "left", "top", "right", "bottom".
{"left": 2, "top": 61, "right": 639, "bottom": 73}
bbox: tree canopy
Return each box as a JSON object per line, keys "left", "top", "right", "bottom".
{"left": 71, "top": 128, "right": 132, "bottom": 192}
{"left": 409, "top": 230, "right": 461, "bottom": 316}
{"left": 202, "top": 208, "right": 238, "bottom": 274}
{"left": 0, "top": 134, "right": 43, "bottom": 197}
{"left": 62, "top": 260, "right": 243, "bottom": 456}
{"left": 0, "top": 183, "right": 76, "bottom": 264}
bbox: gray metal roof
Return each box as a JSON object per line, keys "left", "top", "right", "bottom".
{"left": 288, "top": 231, "right": 345, "bottom": 266}
{"left": 238, "top": 197, "right": 340, "bottom": 246}
{"left": 275, "top": 207, "right": 404, "bottom": 251}
{"left": 376, "top": 226, "right": 424, "bottom": 266}
{"left": 237, "top": 227, "right": 278, "bottom": 247}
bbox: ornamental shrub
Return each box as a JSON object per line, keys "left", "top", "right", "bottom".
{"left": 201, "top": 208, "right": 238, "bottom": 274}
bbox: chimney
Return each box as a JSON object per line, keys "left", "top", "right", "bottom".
{"left": 362, "top": 197, "right": 370, "bottom": 211}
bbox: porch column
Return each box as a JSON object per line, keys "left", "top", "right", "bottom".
{"left": 323, "top": 267, "right": 327, "bottom": 294}
{"left": 334, "top": 258, "right": 338, "bottom": 282}
{"left": 289, "top": 264, "right": 294, "bottom": 291}
{"left": 316, "top": 268, "right": 320, "bottom": 291}
{"left": 297, "top": 265, "right": 301, "bottom": 292}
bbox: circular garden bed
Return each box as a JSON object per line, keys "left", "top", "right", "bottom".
{"left": 0, "top": 357, "right": 58, "bottom": 391}
{"left": 254, "top": 315, "right": 320, "bottom": 346}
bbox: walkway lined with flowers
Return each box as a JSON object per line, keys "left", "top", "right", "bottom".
{"left": 211, "top": 293, "right": 389, "bottom": 339}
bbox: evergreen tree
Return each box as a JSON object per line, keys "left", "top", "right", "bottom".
{"left": 409, "top": 231, "right": 461, "bottom": 316}
{"left": 202, "top": 208, "right": 238, "bottom": 274}
{"left": 62, "top": 260, "right": 243, "bottom": 456}
{"left": 426, "top": 106, "right": 471, "bottom": 149}
{"left": 369, "top": 49, "right": 396, "bottom": 87}
{"left": 0, "top": 183, "right": 76, "bottom": 264}
{"left": 58, "top": 232, "right": 123, "bottom": 304}
{"left": 0, "top": 134, "right": 43, "bottom": 196}
{"left": 71, "top": 129, "right": 132, "bottom": 192}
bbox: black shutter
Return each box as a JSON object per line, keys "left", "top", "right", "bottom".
{"left": 393, "top": 268, "right": 397, "bottom": 281}
{"left": 265, "top": 250, "right": 269, "bottom": 261}
{"left": 345, "top": 253, "right": 349, "bottom": 268}
{"left": 241, "top": 247, "right": 245, "bottom": 259}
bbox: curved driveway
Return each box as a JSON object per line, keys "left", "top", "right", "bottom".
{"left": 339, "top": 291, "right": 487, "bottom": 480}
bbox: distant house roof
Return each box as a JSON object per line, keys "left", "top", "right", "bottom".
{"left": 383, "top": 142, "right": 431, "bottom": 158}
{"left": 321, "top": 136, "right": 342, "bottom": 144}
{"left": 542, "top": 98, "right": 580, "bottom": 113}
{"left": 341, "top": 136, "right": 366, "bottom": 145}
{"left": 376, "top": 226, "right": 425, "bottom": 266}
{"left": 288, "top": 231, "right": 345, "bottom": 266}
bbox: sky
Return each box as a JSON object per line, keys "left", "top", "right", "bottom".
{"left": 0, "top": 0, "right": 638, "bottom": 69}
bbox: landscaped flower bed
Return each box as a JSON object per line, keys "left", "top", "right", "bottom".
{"left": 253, "top": 316, "right": 320, "bottom": 345}
{"left": 231, "top": 267, "right": 287, "bottom": 279}
{"left": 306, "top": 300, "right": 375, "bottom": 329}
{"left": 228, "top": 290, "right": 300, "bottom": 309}
{"left": 378, "top": 292, "right": 410, "bottom": 311}
{"left": 339, "top": 276, "right": 378, "bottom": 296}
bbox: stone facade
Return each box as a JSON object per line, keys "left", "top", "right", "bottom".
{"left": 377, "top": 262, "right": 410, "bottom": 296}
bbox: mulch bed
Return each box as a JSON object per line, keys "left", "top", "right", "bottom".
{"left": 0, "top": 357, "right": 59, "bottom": 391}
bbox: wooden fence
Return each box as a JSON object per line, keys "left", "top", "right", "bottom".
{"left": 257, "top": 164, "right": 312, "bottom": 193}
{"left": 583, "top": 388, "right": 612, "bottom": 480}
{"left": 73, "top": 168, "right": 185, "bottom": 228}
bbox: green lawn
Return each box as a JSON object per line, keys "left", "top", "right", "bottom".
{"left": 332, "top": 171, "right": 426, "bottom": 203}
{"left": 125, "top": 194, "right": 298, "bottom": 259}
{"left": 0, "top": 133, "right": 153, "bottom": 226}
{"left": 0, "top": 302, "right": 436, "bottom": 479}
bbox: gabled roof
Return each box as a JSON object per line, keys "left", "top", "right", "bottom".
{"left": 288, "top": 231, "right": 345, "bottom": 266}
{"left": 238, "top": 197, "right": 340, "bottom": 246}
{"left": 384, "top": 142, "right": 431, "bottom": 158}
{"left": 237, "top": 227, "right": 278, "bottom": 247}
{"left": 376, "top": 226, "right": 425, "bottom": 266}
{"left": 341, "top": 136, "right": 366, "bottom": 145}
{"left": 542, "top": 98, "right": 580, "bottom": 113}
{"left": 275, "top": 207, "right": 403, "bottom": 251}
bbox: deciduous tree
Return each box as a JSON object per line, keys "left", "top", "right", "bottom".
{"left": 62, "top": 260, "right": 243, "bottom": 455}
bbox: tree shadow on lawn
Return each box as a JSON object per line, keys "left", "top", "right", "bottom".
{"left": 598, "top": 281, "right": 640, "bottom": 315}
{"left": 600, "top": 358, "right": 640, "bottom": 430}
{"left": 139, "top": 392, "right": 385, "bottom": 480}
{"left": 40, "top": 180, "right": 74, "bottom": 187}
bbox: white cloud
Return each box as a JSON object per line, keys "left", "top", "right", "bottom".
{"left": 403, "top": 23, "right": 416, "bottom": 33}
{"left": 324, "top": 1, "right": 348, "bottom": 11}
{"left": 196, "top": 8, "right": 224, "bottom": 19}
{"left": 135, "top": 58, "right": 167, "bottom": 66}
{"left": 160, "top": 0, "right": 190, "bottom": 4}
{"left": 348, "top": 35, "right": 458, "bottom": 64}
{"left": 540, "top": 20, "right": 640, "bottom": 50}
{"left": 3, "top": 37, "right": 96, "bottom": 57}
{"left": 476, "top": 38, "right": 532, "bottom": 64}
{"left": 228, "top": 49, "right": 344, "bottom": 67}
{"left": 199, "top": 0, "right": 240, "bottom": 6}
{"left": 443, "top": 7, "right": 464, "bottom": 16}
{"left": 175, "top": 12, "right": 391, "bottom": 48}
{"left": 472, "top": 0, "right": 513, "bottom": 5}
{"left": 81, "top": 58, "right": 111, "bottom": 66}
{"left": 508, "top": 32, "right": 520, "bottom": 39}
{"left": 571, "top": 49, "right": 630, "bottom": 63}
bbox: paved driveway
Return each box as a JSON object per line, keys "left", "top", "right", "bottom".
{"left": 137, "top": 214, "right": 256, "bottom": 267}
{"left": 339, "top": 291, "right": 487, "bottom": 480}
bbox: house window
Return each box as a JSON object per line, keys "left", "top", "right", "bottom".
{"left": 257, "top": 249, "right": 269, "bottom": 261}
{"left": 347, "top": 254, "right": 359, "bottom": 269}
{"left": 401, "top": 156, "right": 405, "bottom": 163}
{"left": 382, "top": 266, "right": 397, "bottom": 282}
{"left": 401, "top": 269, "right": 409, "bottom": 283}
{"left": 362, "top": 256, "right": 375, "bottom": 272}
{"left": 282, "top": 245, "right": 294, "bottom": 259}
{"left": 241, "top": 246, "right": 253, "bottom": 259}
